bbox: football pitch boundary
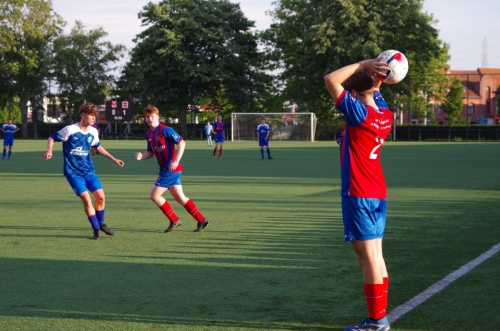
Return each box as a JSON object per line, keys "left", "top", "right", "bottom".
{"left": 388, "top": 242, "right": 500, "bottom": 324}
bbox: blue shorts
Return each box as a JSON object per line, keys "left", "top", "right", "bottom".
{"left": 66, "top": 174, "right": 103, "bottom": 196}
{"left": 342, "top": 196, "right": 387, "bottom": 241}
{"left": 155, "top": 170, "right": 182, "bottom": 189}
{"left": 259, "top": 139, "right": 269, "bottom": 147}
{"left": 3, "top": 137, "right": 14, "bottom": 146}
{"left": 215, "top": 135, "right": 224, "bottom": 143}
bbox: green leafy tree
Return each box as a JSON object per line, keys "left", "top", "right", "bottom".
{"left": 51, "top": 21, "right": 126, "bottom": 120}
{"left": 119, "top": 0, "right": 265, "bottom": 136}
{"left": 443, "top": 77, "right": 464, "bottom": 126}
{"left": 262, "top": 0, "right": 450, "bottom": 120}
{"left": 0, "top": 0, "right": 63, "bottom": 137}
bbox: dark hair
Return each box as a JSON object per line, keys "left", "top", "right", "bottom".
{"left": 342, "top": 71, "right": 374, "bottom": 95}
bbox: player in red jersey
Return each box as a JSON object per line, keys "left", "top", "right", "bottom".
{"left": 325, "top": 58, "right": 392, "bottom": 331}
{"left": 212, "top": 114, "right": 225, "bottom": 159}
{"left": 135, "top": 105, "right": 209, "bottom": 233}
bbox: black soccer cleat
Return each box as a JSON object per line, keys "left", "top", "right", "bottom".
{"left": 165, "top": 220, "right": 183, "bottom": 233}
{"left": 100, "top": 223, "right": 115, "bottom": 236}
{"left": 194, "top": 219, "right": 210, "bottom": 232}
{"left": 92, "top": 229, "right": 101, "bottom": 240}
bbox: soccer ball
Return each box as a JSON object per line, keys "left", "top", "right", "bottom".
{"left": 377, "top": 50, "right": 409, "bottom": 84}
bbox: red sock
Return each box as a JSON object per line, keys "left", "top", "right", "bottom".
{"left": 382, "top": 277, "right": 389, "bottom": 316}
{"left": 218, "top": 148, "right": 223, "bottom": 157}
{"left": 159, "top": 201, "right": 179, "bottom": 222}
{"left": 183, "top": 199, "right": 205, "bottom": 222}
{"left": 364, "top": 283, "right": 386, "bottom": 320}
{"left": 213, "top": 147, "right": 217, "bottom": 155}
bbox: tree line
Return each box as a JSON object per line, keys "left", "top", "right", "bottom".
{"left": 1, "top": 0, "right": 463, "bottom": 138}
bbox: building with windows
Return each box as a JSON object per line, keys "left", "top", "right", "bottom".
{"left": 435, "top": 68, "right": 500, "bottom": 124}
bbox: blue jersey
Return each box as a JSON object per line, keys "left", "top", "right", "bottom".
{"left": 2, "top": 124, "right": 18, "bottom": 139}
{"left": 257, "top": 123, "right": 270, "bottom": 141}
{"left": 51, "top": 123, "right": 100, "bottom": 177}
{"left": 146, "top": 124, "right": 183, "bottom": 172}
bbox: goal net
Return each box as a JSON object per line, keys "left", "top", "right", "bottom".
{"left": 231, "top": 112, "right": 317, "bottom": 142}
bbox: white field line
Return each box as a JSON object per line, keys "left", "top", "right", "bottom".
{"left": 388, "top": 242, "right": 500, "bottom": 324}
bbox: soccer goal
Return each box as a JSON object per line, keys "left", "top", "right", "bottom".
{"left": 231, "top": 112, "right": 317, "bottom": 142}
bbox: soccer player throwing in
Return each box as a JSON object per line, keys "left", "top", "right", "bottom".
{"left": 212, "top": 114, "right": 225, "bottom": 159}
{"left": 324, "top": 58, "right": 393, "bottom": 331}
{"left": 1, "top": 118, "right": 20, "bottom": 159}
{"left": 43, "top": 102, "right": 125, "bottom": 240}
{"left": 135, "top": 105, "right": 210, "bottom": 233}
{"left": 257, "top": 116, "right": 273, "bottom": 159}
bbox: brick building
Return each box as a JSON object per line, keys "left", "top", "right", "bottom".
{"left": 434, "top": 68, "right": 500, "bottom": 124}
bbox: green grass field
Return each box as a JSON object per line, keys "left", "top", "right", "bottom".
{"left": 0, "top": 140, "right": 499, "bottom": 331}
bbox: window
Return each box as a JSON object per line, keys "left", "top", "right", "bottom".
{"left": 438, "top": 104, "right": 444, "bottom": 114}
{"left": 467, "top": 103, "right": 474, "bottom": 115}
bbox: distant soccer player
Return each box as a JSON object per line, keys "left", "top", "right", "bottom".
{"left": 204, "top": 120, "right": 213, "bottom": 146}
{"left": 135, "top": 105, "right": 210, "bottom": 233}
{"left": 212, "top": 114, "right": 225, "bottom": 159}
{"left": 324, "top": 58, "right": 393, "bottom": 331}
{"left": 257, "top": 116, "right": 273, "bottom": 159}
{"left": 43, "top": 102, "right": 125, "bottom": 240}
{"left": 1, "top": 118, "right": 20, "bottom": 159}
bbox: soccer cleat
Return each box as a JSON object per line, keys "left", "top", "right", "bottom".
{"left": 268, "top": 157, "right": 273, "bottom": 159}
{"left": 344, "top": 317, "right": 390, "bottom": 331}
{"left": 100, "top": 223, "right": 115, "bottom": 236}
{"left": 164, "top": 220, "right": 183, "bottom": 233}
{"left": 92, "top": 229, "right": 101, "bottom": 240}
{"left": 213, "top": 154, "right": 216, "bottom": 158}
{"left": 194, "top": 219, "right": 210, "bottom": 232}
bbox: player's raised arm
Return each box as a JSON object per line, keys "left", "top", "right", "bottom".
{"left": 96, "top": 146, "right": 124, "bottom": 167}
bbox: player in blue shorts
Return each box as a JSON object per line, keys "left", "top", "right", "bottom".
{"left": 1, "top": 118, "right": 20, "bottom": 159}
{"left": 204, "top": 120, "right": 213, "bottom": 146}
{"left": 212, "top": 114, "right": 225, "bottom": 159}
{"left": 325, "top": 57, "right": 393, "bottom": 331}
{"left": 43, "top": 102, "right": 125, "bottom": 240}
{"left": 256, "top": 116, "right": 273, "bottom": 159}
{"left": 135, "top": 105, "right": 210, "bottom": 233}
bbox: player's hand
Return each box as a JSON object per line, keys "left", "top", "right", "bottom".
{"left": 169, "top": 161, "right": 179, "bottom": 171}
{"left": 43, "top": 151, "right": 52, "bottom": 160}
{"left": 135, "top": 152, "right": 142, "bottom": 161}
{"left": 114, "top": 159, "right": 125, "bottom": 167}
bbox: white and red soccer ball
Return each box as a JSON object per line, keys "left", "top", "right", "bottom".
{"left": 377, "top": 50, "right": 409, "bottom": 84}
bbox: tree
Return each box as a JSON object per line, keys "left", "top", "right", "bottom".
{"left": 443, "top": 77, "right": 464, "bottom": 126}
{"left": 0, "top": 0, "right": 63, "bottom": 137}
{"left": 262, "top": 0, "right": 450, "bottom": 120}
{"left": 119, "top": 0, "right": 265, "bottom": 136}
{"left": 51, "top": 21, "right": 126, "bottom": 120}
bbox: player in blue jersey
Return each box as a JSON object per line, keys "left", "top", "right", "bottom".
{"left": 325, "top": 58, "right": 393, "bottom": 331}
{"left": 256, "top": 116, "right": 273, "bottom": 159}
{"left": 204, "top": 120, "right": 213, "bottom": 146}
{"left": 1, "top": 118, "right": 20, "bottom": 159}
{"left": 43, "top": 102, "right": 125, "bottom": 240}
{"left": 135, "top": 105, "right": 210, "bottom": 233}
{"left": 212, "top": 114, "right": 225, "bottom": 159}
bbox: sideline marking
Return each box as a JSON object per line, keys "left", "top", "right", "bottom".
{"left": 388, "top": 242, "right": 500, "bottom": 324}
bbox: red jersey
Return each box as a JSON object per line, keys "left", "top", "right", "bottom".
{"left": 336, "top": 89, "right": 393, "bottom": 199}
{"left": 146, "top": 124, "right": 183, "bottom": 172}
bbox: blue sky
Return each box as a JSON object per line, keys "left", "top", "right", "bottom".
{"left": 52, "top": 0, "right": 500, "bottom": 70}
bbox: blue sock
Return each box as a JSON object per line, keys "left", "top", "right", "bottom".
{"left": 2, "top": 149, "right": 5, "bottom": 158}
{"left": 88, "top": 215, "right": 100, "bottom": 230}
{"left": 8, "top": 150, "right": 11, "bottom": 158}
{"left": 260, "top": 149, "right": 264, "bottom": 158}
{"left": 267, "top": 149, "right": 271, "bottom": 158}
{"left": 96, "top": 209, "right": 105, "bottom": 225}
